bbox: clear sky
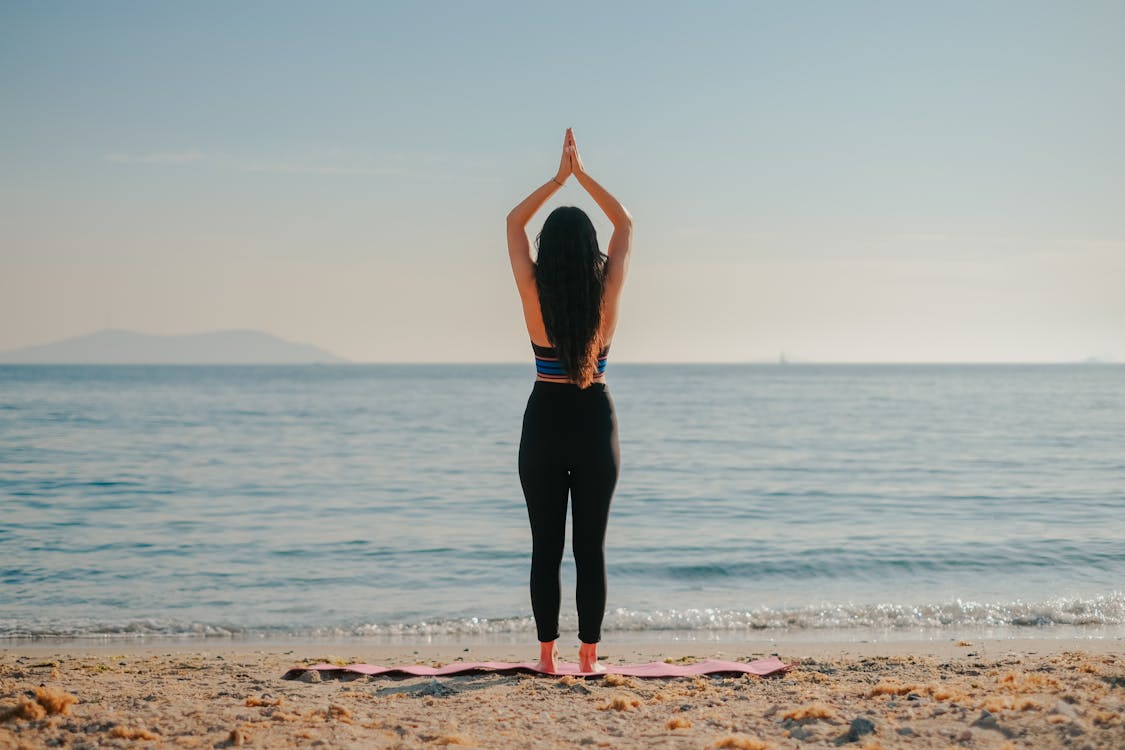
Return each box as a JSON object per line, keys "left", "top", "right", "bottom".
{"left": 3, "top": 1, "right": 1122, "bottom": 362}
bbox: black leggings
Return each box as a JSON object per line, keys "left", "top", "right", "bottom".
{"left": 519, "top": 380, "right": 619, "bottom": 644}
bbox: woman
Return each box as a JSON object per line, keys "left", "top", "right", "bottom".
{"left": 506, "top": 128, "right": 633, "bottom": 674}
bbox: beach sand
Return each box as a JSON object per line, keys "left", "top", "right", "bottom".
{"left": 2, "top": 638, "right": 1122, "bottom": 749}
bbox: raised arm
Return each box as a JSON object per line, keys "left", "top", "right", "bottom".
{"left": 506, "top": 130, "right": 572, "bottom": 293}
{"left": 569, "top": 131, "right": 633, "bottom": 235}
{"left": 568, "top": 131, "right": 633, "bottom": 343}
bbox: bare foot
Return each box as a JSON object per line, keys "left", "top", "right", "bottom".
{"left": 536, "top": 640, "right": 559, "bottom": 673}
{"left": 578, "top": 642, "right": 607, "bottom": 674}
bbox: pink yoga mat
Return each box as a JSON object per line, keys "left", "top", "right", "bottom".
{"left": 284, "top": 656, "right": 789, "bottom": 680}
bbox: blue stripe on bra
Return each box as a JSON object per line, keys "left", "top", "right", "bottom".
{"left": 532, "top": 341, "right": 610, "bottom": 380}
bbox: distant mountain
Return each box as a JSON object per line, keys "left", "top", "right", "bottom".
{"left": 0, "top": 330, "right": 347, "bottom": 364}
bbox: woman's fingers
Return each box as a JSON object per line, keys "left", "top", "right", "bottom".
{"left": 555, "top": 130, "right": 572, "bottom": 182}
{"left": 568, "top": 130, "right": 583, "bottom": 173}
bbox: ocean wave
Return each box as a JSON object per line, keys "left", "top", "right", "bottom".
{"left": 4, "top": 593, "right": 1122, "bottom": 640}
{"left": 600, "top": 593, "right": 1125, "bottom": 630}
{"left": 0, "top": 618, "right": 252, "bottom": 639}
{"left": 611, "top": 540, "right": 1125, "bottom": 582}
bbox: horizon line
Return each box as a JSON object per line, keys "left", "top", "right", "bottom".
{"left": 0, "top": 360, "right": 1118, "bottom": 367}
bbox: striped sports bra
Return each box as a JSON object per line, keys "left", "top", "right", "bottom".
{"left": 532, "top": 342, "right": 609, "bottom": 382}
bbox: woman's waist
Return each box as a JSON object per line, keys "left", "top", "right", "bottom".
{"left": 534, "top": 374, "right": 607, "bottom": 387}
{"left": 526, "top": 379, "right": 614, "bottom": 425}
{"left": 530, "top": 378, "right": 610, "bottom": 397}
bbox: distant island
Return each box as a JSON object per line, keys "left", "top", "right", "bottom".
{"left": 0, "top": 330, "right": 347, "bottom": 364}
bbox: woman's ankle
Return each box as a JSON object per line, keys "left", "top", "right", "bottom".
{"left": 578, "top": 641, "right": 605, "bottom": 672}
{"left": 538, "top": 640, "right": 558, "bottom": 668}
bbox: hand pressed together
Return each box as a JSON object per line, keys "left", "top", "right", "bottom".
{"left": 554, "top": 128, "right": 573, "bottom": 185}
{"left": 554, "top": 127, "right": 588, "bottom": 185}
{"left": 566, "top": 128, "right": 586, "bottom": 177}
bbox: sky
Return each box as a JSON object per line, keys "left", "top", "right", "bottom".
{"left": 2, "top": 1, "right": 1122, "bottom": 362}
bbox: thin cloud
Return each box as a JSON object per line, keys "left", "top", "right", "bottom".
{"left": 102, "top": 150, "right": 404, "bottom": 177}
{"left": 234, "top": 162, "right": 403, "bottom": 177}
{"left": 103, "top": 152, "right": 206, "bottom": 164}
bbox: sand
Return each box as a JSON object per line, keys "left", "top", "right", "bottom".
{"left": 2, "top": 638, "right": 1122, "bottom": 749}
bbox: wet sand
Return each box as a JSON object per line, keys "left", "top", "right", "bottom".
{"left": 2, "top": 638, "right": 1122, "bottom": 748}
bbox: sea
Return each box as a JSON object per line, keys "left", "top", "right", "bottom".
{"left": 2, "top": 363, "right": 1123, "bottom": 646}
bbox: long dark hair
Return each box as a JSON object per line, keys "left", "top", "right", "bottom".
{"left": 534, "top": 206, "right": 607, "bottom": 388}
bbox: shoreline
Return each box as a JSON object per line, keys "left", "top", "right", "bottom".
{"left": 3, "top": 637, "right": 1122, "bottom": 748}
{"left": 4, "top": 634, "right": 1125, "bottom": 661}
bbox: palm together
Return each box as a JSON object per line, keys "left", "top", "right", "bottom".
{"left": 554, "top": 127, "right": 585, "bottom": 185}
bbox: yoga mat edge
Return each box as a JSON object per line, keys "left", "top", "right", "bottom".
{"left": 283, "top": 656, "right": 790, "bottom": 680}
